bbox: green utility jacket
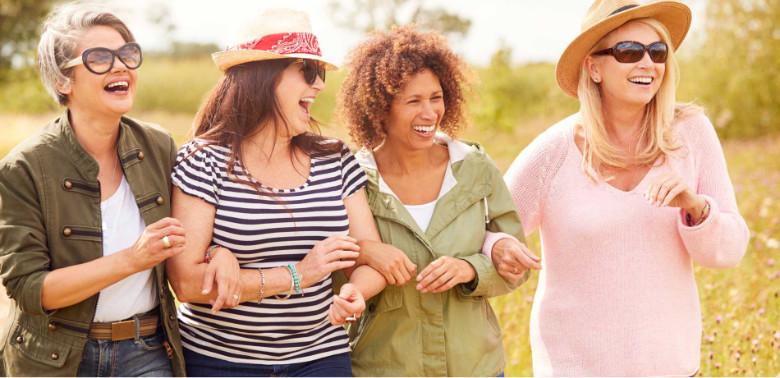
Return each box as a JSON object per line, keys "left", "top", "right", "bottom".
{"left": 339, "top": 137, "right": 529, "bottom": 377}
{"left": 0, "top": 111, "right": 185, "bottom": 376}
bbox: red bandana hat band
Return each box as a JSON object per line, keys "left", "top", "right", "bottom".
{"left": 227, "top": 32, "right": 323, "bottom": 57}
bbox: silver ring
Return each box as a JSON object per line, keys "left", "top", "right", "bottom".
{"left": 345, "top": 314, "right": 357, "bottom": 323}
{"left": 232, "top": 294, "right": 239, "bottom": 301}
{"left": 513, "top": 266, "right": 518, "bottom": 274}
{"left": 162, "top": 235, "right": 171, "bottom": 249}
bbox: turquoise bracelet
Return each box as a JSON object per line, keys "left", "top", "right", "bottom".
{"left": 287, "top": 264, "right": 302, "bottom": 294}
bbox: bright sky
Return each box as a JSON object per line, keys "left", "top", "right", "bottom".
{"left": 104, "top": 0, "right": 706, "bottom": 66}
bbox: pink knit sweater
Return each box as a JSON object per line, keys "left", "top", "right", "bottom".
{"left": 502, "top": 112, "right": 749, "bottom": 376}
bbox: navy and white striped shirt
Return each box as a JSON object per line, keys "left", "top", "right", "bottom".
{"left": 171, "top": 139, "right": 367, "bottom": 364}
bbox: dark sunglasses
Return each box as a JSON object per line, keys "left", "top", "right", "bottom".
{"left": 592, "top": 41, "right": 668, "bottom": 64}
{"left": 296, "top": 59, "right": 326, "bottom": 85}
{"left": 61, "top": 42, "right": 143, "bottom": 74}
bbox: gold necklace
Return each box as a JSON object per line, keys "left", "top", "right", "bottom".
{"left": 104, "top": 156, "right": 119, "bottom": 196}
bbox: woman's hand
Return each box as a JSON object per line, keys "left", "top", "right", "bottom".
{"left": 491, "top": 238, "right": 541, "bottom": 281}
{"left": 201, "top": 247, "right": 242, "bottom": 314}
{"left": 644, "top": 171, "right": 707, "bottom": 218}
{"left": 356, "top": 240, "right": 416, "bottom": 286}
{"left": 297, "top": 235, "right": 360, "bottom": 288}
{"left": 126, "top": 217, "right": 185, "bottom": 272}
{"left": 328, "top": 283, "right": 366, "bottom": 326}
{"left": 415, "top": 256, "right": 476, "bottom": 293}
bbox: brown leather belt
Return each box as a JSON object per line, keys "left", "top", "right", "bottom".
{"left": 88, "top": 308, "right": 160, "bottom": 341}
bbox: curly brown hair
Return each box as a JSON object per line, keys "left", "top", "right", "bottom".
{"left": 337, "top": 25, "right": 474, "bottom": 148}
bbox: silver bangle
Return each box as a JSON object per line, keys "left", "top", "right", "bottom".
{"left": 257, "top": 268, "right": 265, "bottom": 304}
{"left": 274, "top": 267, "right": 294, "bottom": 300}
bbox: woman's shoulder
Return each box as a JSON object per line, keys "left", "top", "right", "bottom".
{"left": 176, "top": 138, "right": 230, "bottom": 164}
{"left": 672, "top": 106, "right": 716, "bottom": 147}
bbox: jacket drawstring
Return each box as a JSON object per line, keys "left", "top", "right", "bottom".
{"left": 484, "top": 197, "right": 489, "bottom": 224}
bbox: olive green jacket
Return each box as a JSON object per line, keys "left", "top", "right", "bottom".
{"left": 337, "top": 137, "right": 529, "bottom": 377}
{"left": 0, "top": 111, "right": 185, "bottom": 376}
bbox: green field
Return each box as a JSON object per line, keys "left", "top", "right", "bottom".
{"left": 0, "top": 57, "right": 777, "bottom": 376}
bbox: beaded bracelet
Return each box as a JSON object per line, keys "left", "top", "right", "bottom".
{"left": 204, "top": 245, "right": 220, "bottom": 263}
{"left": 288, "top": 264, "right": 302, "bottom": 294}
{"left": 256, "top": 268, "right": 265, "bottom": 304}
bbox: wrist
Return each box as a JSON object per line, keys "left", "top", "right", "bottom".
{"left": 115, "top": 247, "right": 140, "bottom": 276}
{"left": 459, "top": 259, "right": 477, "bottom": 283}
{"left": 294, "top": 263, "right": 308, "bottom": 288}
{"left": 204, "top": 244, "right": 223, "bottom": 263}
{"left": 685, "top": 196, "right": 707, "bottom": 219}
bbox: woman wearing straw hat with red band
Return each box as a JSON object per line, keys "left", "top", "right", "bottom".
{"left": 165, "top": 9, "right": 387, "bottom": 376}
{"left": 486, "top": 0, "right": 749, "bottom": 375}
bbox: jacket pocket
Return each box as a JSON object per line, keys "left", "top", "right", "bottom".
{"left": 365, "top": 286, "right": 402, "bottom": 315}
{"left": 6, "top": 321, "right": 72, "bottom": 371}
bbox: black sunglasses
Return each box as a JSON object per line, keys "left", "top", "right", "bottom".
{"left": 592, "top": 41, "right": 668, "bottom": 64}
{"left": 61, "top": 42, "right": 143, "bottom": 74}
{"left": 296, "top": 59, "right": 326, "bottom": 85}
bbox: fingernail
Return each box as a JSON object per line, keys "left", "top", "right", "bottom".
{"left": 201, "top": 290, "right": 208, "bottom": 295}
{"left": 416, "top": 275, "right": 422, "bottom": 281}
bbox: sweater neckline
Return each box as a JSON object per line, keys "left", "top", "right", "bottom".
{"left": 566, "top": 119, "right": 662, "bottom": 196}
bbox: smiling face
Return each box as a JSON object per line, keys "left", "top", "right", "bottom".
{"left": 274, "top": 60, "right": 325, "bottom": 138}
{"left": 58, "top": 25, "right": 137, "bottom": 118}
{"left": 586, "top": 21, "right": 666, "bottom": 109}
{"left": 384, "top": 69, "right": 445, "bottom": 151}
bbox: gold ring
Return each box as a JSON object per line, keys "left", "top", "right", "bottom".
{"left": 232, "top": 294, "right": 239, "bottom": 301}
{"left": 513, "top": 266, "right": 518, "bottom": 274}
{"left": 162, "top": 235, "right": 171, "bottom": 249}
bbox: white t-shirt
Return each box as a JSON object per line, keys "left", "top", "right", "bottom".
{"left": 365, "top": 133, "right": 466, "bottom": 233}
{"left": 404, "top": 200, "right": 438, "bottom": 232}
{"left": 93, "top": 175, "right": 157, "bottom": 322}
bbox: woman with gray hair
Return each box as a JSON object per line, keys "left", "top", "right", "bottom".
{"left": 0, "top": 3, "right": 185, "bottom": 376}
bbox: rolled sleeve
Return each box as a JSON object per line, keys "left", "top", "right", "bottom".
{"left": 678, "top": 195, "right": 749, "bottom": 268}
{"left": 456, "top": 253, "right": 527, "bottom": 298}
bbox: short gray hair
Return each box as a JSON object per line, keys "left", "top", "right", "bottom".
{"left": 37, "top": 2, "right": 135, "bottom": 106}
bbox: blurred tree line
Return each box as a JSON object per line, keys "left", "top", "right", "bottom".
{"left": 677, "top": 0, "right": 778, "bottom": 138}
{"left": 0, "top": 0, "right": 776, "bottom": 139}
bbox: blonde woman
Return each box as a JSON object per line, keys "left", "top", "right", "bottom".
{"left": 487, "top": 0, "right": 750, "bottom": 376}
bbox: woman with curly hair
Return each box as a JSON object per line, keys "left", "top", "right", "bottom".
{"left": 334, "top": 25, "right": 529, "bottom": 376}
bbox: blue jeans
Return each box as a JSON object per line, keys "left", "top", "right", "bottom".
{"left": 184, "top": 348, "right": 352, "bottom": 377}
{"left": 77, "top": 326, "right": 173, "bottom": 377}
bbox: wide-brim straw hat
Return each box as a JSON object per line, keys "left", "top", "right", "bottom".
{"left": 212, "top": 9, "right": 338, "bottom": 72}
{"left": 556, "top": 0, "right": 691, "bottom": 98}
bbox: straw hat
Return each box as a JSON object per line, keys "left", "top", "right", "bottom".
{"left": 556, "top": 0, "right": 691, "bottom": 98}
{"left": 212, "top": 9, "right": 338, "bottom": 72}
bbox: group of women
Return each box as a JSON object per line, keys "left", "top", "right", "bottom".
{"left": 0, "top": 0, "right": 749, "bottom": 376}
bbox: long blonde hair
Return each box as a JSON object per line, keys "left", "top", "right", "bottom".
{"left": 577, "top": 18, "right": 699, "bottom": 181}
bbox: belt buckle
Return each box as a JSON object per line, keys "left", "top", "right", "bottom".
{"left": 110, "top": 319, "right": 136, "bottom": 341}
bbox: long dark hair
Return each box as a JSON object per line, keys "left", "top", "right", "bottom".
{"left": 188, "top": 58, "right": 342, "bottom": 195}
